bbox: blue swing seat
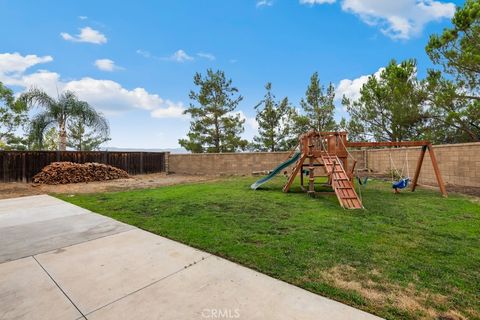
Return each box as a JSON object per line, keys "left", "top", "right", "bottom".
{"left": 392, "top": 178, "right": 410, "bottom": 189}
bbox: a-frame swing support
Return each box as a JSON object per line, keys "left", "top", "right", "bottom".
{"left": 347, "top": 141, "right": 448, "bottom": 197}
{"left": 411, "top": 144, "right": 447, "bottom": 197}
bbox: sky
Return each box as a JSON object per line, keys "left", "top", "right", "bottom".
{"left": 0, "top": 0, "right": 464, "bottom": 149}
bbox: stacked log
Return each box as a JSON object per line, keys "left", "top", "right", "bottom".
{"left": 33, "top": 162, "right": 130, "bottom": 184}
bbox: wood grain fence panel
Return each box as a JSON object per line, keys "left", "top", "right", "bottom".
{"left": 0, "top": 151, "right": 167, "bottom": 182}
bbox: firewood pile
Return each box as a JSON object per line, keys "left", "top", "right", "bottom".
{"left": 33, "top": 162, "right": 130, "bottom": 184}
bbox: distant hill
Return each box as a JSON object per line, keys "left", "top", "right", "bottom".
{"left": 102, "top": 147, "right": 188, "bottom": 154}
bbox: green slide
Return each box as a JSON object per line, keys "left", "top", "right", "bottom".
{"left": 250, "top": 151, "right": 301, "bottom": 190}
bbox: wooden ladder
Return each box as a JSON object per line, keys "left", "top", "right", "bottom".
{"left": 320, "top": 154, "right": 363, "bottom": 209}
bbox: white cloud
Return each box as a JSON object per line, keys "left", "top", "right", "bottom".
{"left": 335, "top": 67, "right": 384, "bottom": 101}
{"left": 300, "top": 0, "right": 336, "bottom": 5}
{"left": 0, "top": 52, "right": 184, "bottom": 119}
{"left": 168, "top": 50, "right": 194, "bottom": 62}
{"left": 230, "top": 111, "right": 259, "bottom": 131}
{"left": 300, "top": 0, "right": 455, "bottom": 40}
{"left": 150, "top": 101, "right": 186, "bottom": 118}
{"left": 197, "top": 52, "right": 216, "bottom": 61}
{"left": 94, "top": 59, "right": 123, "bottom": 72}
{"left": 341, "top": 0, "right": 455, "bottom": 39}
{"left": 257, "top": 0, "right": 274, "bottom": 7}
{"left": 0, "top": 52, "right": 53, "bottom": 75}
{"left": 138, "top": 49, "right": 202, "bottom": 63}
{"left": 78, "top": 16, "right": 88, "bottom": 20}
{"left": 60, "top": 27, "right": 107, "bottom": 44}
{"left": 63, "top": 78, "right": 185, "bottom": 117}
{"left": 136, "top": 49, "right": 151, "bottom": 58}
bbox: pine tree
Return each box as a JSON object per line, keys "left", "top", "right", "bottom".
{"left": 67, "top": 118, "right": 110, "bottom": 151}
{"left": 300, "top": 72, "right": 336, "bottom": 132}
{"left": 424, "top": 0, "right": 480, "bottom": 142}
{"left": 252, "top": 83, "right": 292, "bottom": 151}
{"left": 342, "top": 59, "right": 428, "bottom": 142}
{"left": 338, "top": 117, "right": 366, "bottom": 142}
{"left": 179, "top": 69, "right": 248, "bottom": 153}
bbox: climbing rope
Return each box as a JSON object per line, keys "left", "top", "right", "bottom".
{"left": 389, "top": 147, "right": 410, "bottom": 181}
{"left": 389, "top": 147, "right": 412, "bottom": 193}
{"left": 405, "top": 147, "right": 410, "bottom": 178}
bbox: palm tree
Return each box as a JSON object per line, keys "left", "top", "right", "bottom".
{"left": 21, "top": 88, "right": 109, "bottom": 151}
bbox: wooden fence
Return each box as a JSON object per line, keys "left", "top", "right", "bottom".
{"left": 0, "top": 151, "right": 168, "bottom": 182}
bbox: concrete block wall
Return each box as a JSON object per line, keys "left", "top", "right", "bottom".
{"left": 169, "top": 152, "right": 294, "bottom": 176}
{"left": 365, "top": 142, "right": 480, "bottom": 188}
{"left": 167, "top": 142, "right": 480, "bottom": 188}
{"left": 350, "top": 150, "right": 368, "bottom": 170}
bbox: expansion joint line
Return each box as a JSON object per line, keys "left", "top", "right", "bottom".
{"left": 32, "top": 256, "right": 88, "bottom": 319}
{"left": 83, "top": 255, "right": 212, "bottom": 317}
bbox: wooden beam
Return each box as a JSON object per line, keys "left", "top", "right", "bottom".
{"left": 427, "top": 144, "right": 448, "bottom": 197}
{"left": 349, "top": 160, "right": 357, "bottom": 180}
{"left": 300, "top": 166, "right": 304, "bottom": 187}
{"left": 346, "top": 141, "right": 430, "bottom": 148}
{"left": 283, "top": 154, "right": 306, "bottom": 193}
{"left": 308, "top": 155, "right": 315, "bottom": 194}
{"left": 411, "top": 145, "right": 426, "bottom": 192}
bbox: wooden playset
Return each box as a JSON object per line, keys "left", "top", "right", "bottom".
{"left": 253, "top": 131, "right": 447, "bottom": 210}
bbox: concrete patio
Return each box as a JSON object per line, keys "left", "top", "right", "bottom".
{"left": 0, "top": 195, "right": 382, "bottom": 320}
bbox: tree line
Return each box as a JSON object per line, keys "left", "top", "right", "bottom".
{"left": 179, "top": 0, "right": 479, "bottom": 152}
{"left": 1, "top": 1, "right": 478, "bottom": 153}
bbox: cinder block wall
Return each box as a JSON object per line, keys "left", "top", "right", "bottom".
{"left": 169, "top": 152, "right": 294, "bottom": 175}
{"left": 168, "top": 142, "right": 480, "bottom": 187}
{"left": 366, "top": 142, "right": 480, "bottom": 188}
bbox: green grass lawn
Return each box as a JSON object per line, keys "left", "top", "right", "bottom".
{"left": 57, "top": 177, "right": 480, "bottom": 320}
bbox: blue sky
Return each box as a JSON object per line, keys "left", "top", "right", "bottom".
{"left": 0, "top": 0, "right": 463, "bottom": 149}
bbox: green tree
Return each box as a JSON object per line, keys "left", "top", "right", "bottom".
{"left": 284, "top": 110, "right": 311, "bottom": 148}
{"left": 68, "top": 115, "right": 111, "bottom": 151}
{"left": 43, "top": 127, "right": 59, "bottom": 151}
{"left": 426, "top": 0, "right": 480, "bottom": 101}
{"left": 179, "top": 69, "right": 248, "bottom": 153}
{"left": 21, "top": 88, "right": 109, "bottom": 151}
{"left": 342, "top": 59, "right": 428, "bottom": 142}
{"left": 300, "top": 72, "right": 336, "bottom": 132}
{"left": 0, "top": 82, "right": 28, "bottom": 150}
{"left": 425, "top": 70, "right": 480, "bottom": 142}
{"left": 338, "top": 117, "right": 366, "bottom": 142}
{"left": 425, "top": 1, "right": 480, "bottom": 142}
{"left": 252, "top": 83, "right": 292, "bottom": 151}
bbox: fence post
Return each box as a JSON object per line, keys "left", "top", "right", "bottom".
{"left": 140, "top": 152, "right": 144, "bottom": 174}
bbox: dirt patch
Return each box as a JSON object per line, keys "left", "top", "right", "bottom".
{"left": 0, "top": 173, "right": 216, "bottom": 200}
{"left": 310, "top": 265, "right": 468, "bottom": 320}
{"left": 444, "top": 184, "right": 480, "bottom": 198}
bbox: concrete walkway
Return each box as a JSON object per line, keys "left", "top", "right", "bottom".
{"left": 0, "top": 195, "right": 382, "bottom": 320}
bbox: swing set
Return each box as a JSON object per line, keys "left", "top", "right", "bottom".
{"left": 347, "top": 140, "right": 448, "bottom": 198}
{"left": 252, "top": 131, "right": 447, "bottom": 210}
